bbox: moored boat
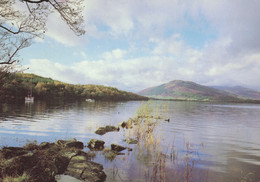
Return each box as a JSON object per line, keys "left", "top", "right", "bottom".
{"left": 25, "top": 95, "right": 34, "bottom": 102}
{"left": 86, "top": 99, "right": 95, "bottom": 102}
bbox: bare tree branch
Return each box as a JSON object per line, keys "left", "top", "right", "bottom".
{"left": 0, "top": 24, "right": 22, "bottom": 34}
{"left": 0, "top": 0, "right": 85, "bottom": 66}
{"left": 22, "top": 0, "right": 49, "bottom": 3}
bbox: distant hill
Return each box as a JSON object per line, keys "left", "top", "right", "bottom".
{"left": 211, "top": 86, "right": 260, "bottom": 100}
{"left": 0, "top": 73, "right": 148, "bottom": 102}
{"left": 138, "top": 80, "right": 242, "bottom": 101}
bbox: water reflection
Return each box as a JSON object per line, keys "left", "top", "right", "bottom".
{"left": 0, "top": 100, "right": 260, "bottom": 181}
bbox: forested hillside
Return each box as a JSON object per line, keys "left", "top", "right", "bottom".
{"left": 0, "top": 73, "right": 147, "bottom": 102}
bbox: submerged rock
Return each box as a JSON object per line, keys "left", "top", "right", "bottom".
{"left": 123, "top": 138, "right": 138, "bottom": 144}
{"left": 104, "top": 151, "right": 118, "bottom": 161}
{"left": 87, "top": 139, "right": 105, "bottom": 150}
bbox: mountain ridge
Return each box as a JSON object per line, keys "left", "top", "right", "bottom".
{"left": 138, "top": 80, "right": 260, "bottom": 101}
{"left": 210, "top": 85, "right": 260, "bottom": 100}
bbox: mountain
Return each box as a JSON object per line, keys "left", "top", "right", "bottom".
{"left": 211, "top": 86, "right": 260, "bottom": 100}
{"left": 138, "top": 80, "right": 242, "bottom": 101}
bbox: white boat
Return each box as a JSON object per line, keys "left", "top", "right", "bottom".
{"left": 25, "top": 77, "right": 34, "bottom": 103}
{"left": 25, "top": 96, "right": 34, "bottom": 102}
{"left": 86, "top": 99, "right": 95, "bottom": 102}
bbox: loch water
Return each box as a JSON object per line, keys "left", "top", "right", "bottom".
{"left": 0, "top": 100, "right": 260, "bottom": 181}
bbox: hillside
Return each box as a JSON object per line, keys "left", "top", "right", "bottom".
{"left": 0, "top": 73, "right": 148, "bottom": 102}
{"left": 138, "top": 80, "right": 241, "bottom": 101}
{"left": 211, "top": 86, "right": 260, "bottom": 100}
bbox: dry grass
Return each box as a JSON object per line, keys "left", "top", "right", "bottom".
{"left": 126, "top": 101, "right": 211, "bottom": 182}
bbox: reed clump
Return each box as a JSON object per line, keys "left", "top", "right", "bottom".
{"left": 125, "top": 101, "right": 169, "bottom": 181}
{"left": 126, "top": 101, "right": 208, "bottom": 182}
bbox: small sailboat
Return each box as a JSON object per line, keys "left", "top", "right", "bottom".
{"left": 25, "top": 94, "right": 34, "bottom": 102}
{"left": 86, "top": 98, "right": 95, "bottom": 102}
{"left": 25, "top": 77, "right": 34, "bottom": 103}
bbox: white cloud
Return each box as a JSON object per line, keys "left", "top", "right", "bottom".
{"left": 103, "top": 49, "right": 127, "bottom": 60}
{"left": 46, "top": 12, "right": 87, "bottom": 46}
{"left": 26, "top": 59, "right": 86, "bottom": 84}
{"left": 84, "top": 0, "right": 134, "bottom": 37}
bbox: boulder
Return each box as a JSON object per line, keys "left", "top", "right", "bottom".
{"left": 59, "top": 151, "right": 79, "bottom": 159}
{"left": 95, "top": 125, "right": 119, "bottom": 135}
{"left": 111, "top": 144, "right": 127, "bottom": 152}
{"left": 0, "top": 139, "right": 106, "bottom": 182}
{"left": 65, "top": 141, "right": 84, "bottom": 149}
{"left": 118, "top": 121, "right": 127, "bottom": 128}
{"left": 39, "top": 142, "right": 56, "bottom": 149}
{"left": 95, "top": 127, "right": 107, "bottom": 135}
{"left": 65, "top": 155, "right": 106, "bottom": 182}
{"left": 55, "top": 155, "right": 70, "bottom": 174}
{"left": 87, "top": 139, "right": 105, "bottom": 150}
{"left": 56, "top": 139, "right": 84, "bottom": 149}
{"left": 3, "top": 152, "right": 37, "bottom": 176}
{"left": 104, "top": 125, "right": 119, "bottom": 132}
{"left": 30, "top": 158, "right": 58, "bottom": 182}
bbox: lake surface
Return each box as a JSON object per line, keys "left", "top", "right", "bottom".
{"left": 0, "top": 100, "right": 260, "bottom": 182}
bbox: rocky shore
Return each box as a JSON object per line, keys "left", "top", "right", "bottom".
{"left": 0, "top": 139, "right": 106, "bottom": 182}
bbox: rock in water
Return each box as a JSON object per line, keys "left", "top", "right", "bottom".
{"left": 111, "top": 144, "right": 127, "bottom": 152}
{"left": 65, "top": 155, "right": 106, "bottom": 182}
{"left": 95, "top": 127, "right": 107, "bottom": 135}
{"left": 123, "top": 138, "right": 138, "bottom": 144}
{"left": 87, "top": 139, "right": 105, "bottom": 150}
{"left": 95, "top": 125, "right": 119, "bottom": 135}
{"left": 104, "top": 125, "right": 119, "bottom": 132}
{"left": 57, "top": 139, "right": 84, "bottom": 149}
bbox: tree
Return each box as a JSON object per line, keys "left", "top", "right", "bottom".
{"left": 0, "top": 0, "right": 85, "bottom": 65}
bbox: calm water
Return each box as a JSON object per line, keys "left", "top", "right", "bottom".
{"left": 0, "top": 100, "right": 260, "bottom": 182}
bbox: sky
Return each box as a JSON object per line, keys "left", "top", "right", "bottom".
{"left": 20, "top": 0, "right": 260, "bottom": 92}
